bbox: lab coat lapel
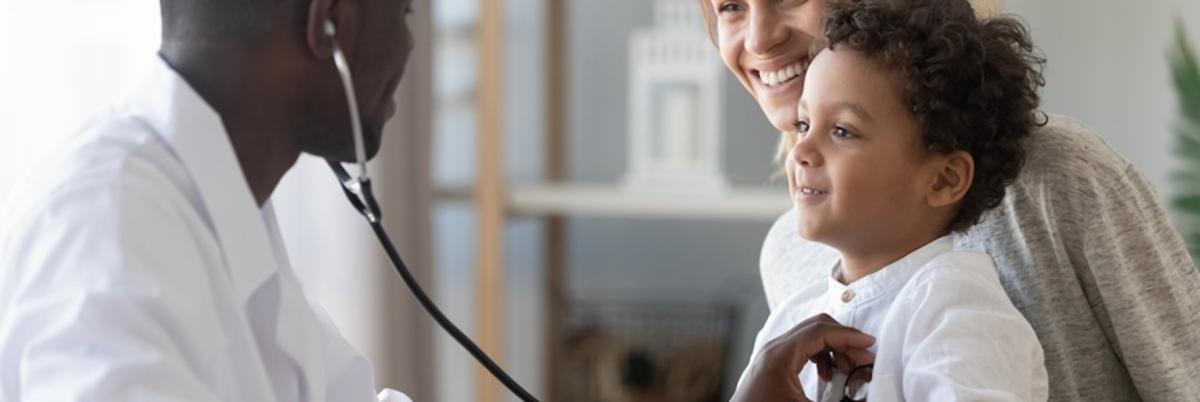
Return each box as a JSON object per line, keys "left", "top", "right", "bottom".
{"left": 133, "top": 55, "right": 280, "bottom": 305}
{"left": 136, "top": 55, "right": 328, "bottom": 400}
{"left": 263, "top": 204, "right": 329, "bottom": 400}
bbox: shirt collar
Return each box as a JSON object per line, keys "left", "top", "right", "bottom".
{"left": 826, "top": 235, "right": 955, "bottom": 307}
{"left": 127, "top": 54, "right": 281, "bottom": 304}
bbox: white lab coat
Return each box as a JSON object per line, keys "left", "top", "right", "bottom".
{"left": 0, "top": 56, "right": 412, "bottom": 402}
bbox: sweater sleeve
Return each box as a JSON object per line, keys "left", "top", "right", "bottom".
{"left": 1075, "top": 160, "right": 1200, "bottom": 401}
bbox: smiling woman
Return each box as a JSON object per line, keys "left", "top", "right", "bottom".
{"left": 0, "top": 0, "right": 161, "bottom": 209}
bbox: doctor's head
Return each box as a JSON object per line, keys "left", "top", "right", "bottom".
{"left": 158, "top": 0, "right": 415, "bottom": 162}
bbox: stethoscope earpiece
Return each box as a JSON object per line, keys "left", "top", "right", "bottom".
{"left": 323, "top": 19, "right": 337, "bottom": 39}
{"left": 324, "top": 18, "right": 370, "bottom": 184}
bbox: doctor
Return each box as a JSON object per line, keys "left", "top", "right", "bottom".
{"left": 0, "top": 0, "right": 415, "bottom": 401}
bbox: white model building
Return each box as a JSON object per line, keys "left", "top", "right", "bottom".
{"left": 624, "top": 0, "right": 728, "bottom": 194}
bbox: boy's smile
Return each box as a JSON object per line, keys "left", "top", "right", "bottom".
{"left": 792, "top": 180, "right": 830, "bottom": 204}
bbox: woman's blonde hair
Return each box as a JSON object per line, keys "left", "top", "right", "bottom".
{"left": 696, "top": 0, "right": 1004, "bottom": 173}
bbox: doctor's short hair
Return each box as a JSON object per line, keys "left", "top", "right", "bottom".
{"left": 159, "top": 0, "right": 289, "bottom": 44}
{"left": 820, "top": 0, "right": 1046, "bottom": 232}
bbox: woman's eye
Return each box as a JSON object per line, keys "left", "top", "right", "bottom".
{"left": 718, "top": 2, "right": 743, "bottom": 13}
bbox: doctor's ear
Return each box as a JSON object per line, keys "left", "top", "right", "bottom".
{"left": 305, "top": 0, "right": 357, "bottom": 59}
{"left": 323, "top": 20, "right": 337, "bottom": 39}
{"left": 926, "top": 150, "right": 974, "bottom": 209}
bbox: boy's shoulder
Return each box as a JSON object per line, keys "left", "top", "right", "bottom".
{"left": 897, "top": 248, "right": 1015, "bottom": 311}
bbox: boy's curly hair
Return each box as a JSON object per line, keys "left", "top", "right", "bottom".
{"left": 822, "top": 0, "right": 1047, "bottom": 232}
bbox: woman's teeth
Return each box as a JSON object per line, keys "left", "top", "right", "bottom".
{"left": 799, "top": 187, "right": 828, "bottom": 195}
{"left": 760, "top": 60, "right": 808, "bottom": 88}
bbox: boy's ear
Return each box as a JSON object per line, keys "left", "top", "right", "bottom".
{"left": 926, "top": 151, "right": 974, "bottom": 208}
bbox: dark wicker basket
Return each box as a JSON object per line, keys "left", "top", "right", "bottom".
{"left": 561, "top": 298, "right": 739, "bottom": 402}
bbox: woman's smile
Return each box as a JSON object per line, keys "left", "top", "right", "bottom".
{"left": 752, "top": 58, "right": 811, "bottom": 91}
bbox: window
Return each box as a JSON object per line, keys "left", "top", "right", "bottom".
{"left": 0, "top": 0, "right": 161, "bottom": 208}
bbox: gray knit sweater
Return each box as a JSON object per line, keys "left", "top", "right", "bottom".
{"left": 758, "top": 114, "right": 1200, "bottom": 401}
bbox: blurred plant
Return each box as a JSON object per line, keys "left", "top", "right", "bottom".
{"left": 1168, "top": 20, "right": 1200, "bottom": 259}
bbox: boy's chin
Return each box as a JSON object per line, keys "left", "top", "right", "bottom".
{"left": 793, "top": 215, "right": 854, "bottom": 254}
{"left": 793, "top": 216, "right": 829, "bottom": 244}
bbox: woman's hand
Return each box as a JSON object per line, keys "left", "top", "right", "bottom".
{"left": 731, "top": 314, "right": 876, "bottom": 402}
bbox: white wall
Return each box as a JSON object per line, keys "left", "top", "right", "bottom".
{"left": 0, "top": 0, "right": 160, "bottom": 209}
{"left": 1003, "top": 0, "right": 1200, "bottom": 195}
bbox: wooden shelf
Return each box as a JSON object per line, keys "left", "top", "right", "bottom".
{"left": 438, "top": 184, "right": 792, "bottom": 221}
{"left": 509, "top": 184, "right": 790, "bottom": 220}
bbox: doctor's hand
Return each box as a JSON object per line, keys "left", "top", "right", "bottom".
{"left": 731, "top": 314, "right": 876, "bottom": 402}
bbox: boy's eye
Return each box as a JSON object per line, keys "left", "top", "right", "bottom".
{"left": 833, "top": 126, "right": 855, "bottom": 139}
{"left": 794, "top": 120, "right": 810, "bottom": 134}
{"left": 792, "top": 120, "right": 811, "bottom": 138}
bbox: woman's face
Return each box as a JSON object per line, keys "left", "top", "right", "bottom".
{"left": 709, "top": 0, "right": 825, "bottom": 132}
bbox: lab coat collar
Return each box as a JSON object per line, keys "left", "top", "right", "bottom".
{"left": 128, "top": 54, "right": 281, "bottom": 305}
{"left": 826, "top": 235, "right": 954, "bottom": 308}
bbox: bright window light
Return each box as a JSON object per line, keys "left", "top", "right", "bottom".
{"left": 0, "top": 0, "right": 161, "bottom": 208}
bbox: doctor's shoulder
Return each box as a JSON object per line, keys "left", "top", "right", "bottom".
{"left": 0, "top": 108, "right": 234, "bottom": 399}
{"left": 1, "top": 109, "right": 218, "bottom": 294}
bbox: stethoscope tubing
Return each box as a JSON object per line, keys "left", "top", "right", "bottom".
{"left": 324, "top": 19, "right": 539, "bottom": 402}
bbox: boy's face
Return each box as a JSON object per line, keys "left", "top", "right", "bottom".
{"left": 788, "top": 49, "right": 943, "bottom": 253}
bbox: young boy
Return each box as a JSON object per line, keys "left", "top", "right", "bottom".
{"left": 739, "top": 0, "right": 1049, "bottom": 400}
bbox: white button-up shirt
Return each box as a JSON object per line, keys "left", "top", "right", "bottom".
{"left": 0, "top": 56, "right": 410, "bottom": 402}
{"left": 739, "top": 236, "right": 1049, "bottom": 402}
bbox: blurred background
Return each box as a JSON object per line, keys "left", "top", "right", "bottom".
{"left": 2, "top": 0, "right": 1199, "bottom": 401}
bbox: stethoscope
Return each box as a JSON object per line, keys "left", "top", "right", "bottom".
{"left": 322, "top": 20, "right": 540, "bottom": 402}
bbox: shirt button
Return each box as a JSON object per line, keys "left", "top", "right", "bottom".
{"left": 841, "top": 290, "right": 855, "bottom": 303}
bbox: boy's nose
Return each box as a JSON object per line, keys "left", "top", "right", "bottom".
{"left": 791, "top": 134, "right": 821, "bottom": 168}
